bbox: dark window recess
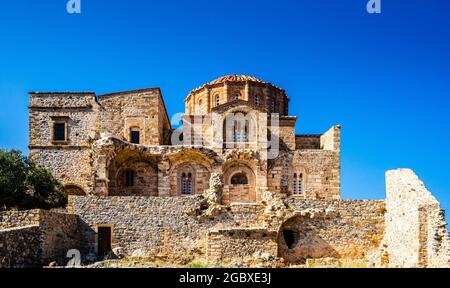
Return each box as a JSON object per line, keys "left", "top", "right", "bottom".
{"left": 97, "top": 227, "right": 112, "bottom": 257}
{"left": 130, "top": 130, "right": 140, "bottom": 144}
{"left": 125, "top": 170, "right": 135, "bottom": 187}
{"left": 231, "top": 173, "right": 249, "bottom": 185}
{"left": 283, "top": 229, "right": 297, "bottom": 249}
{"left": 53, "top": 123, "right": 66, "bottom": 141}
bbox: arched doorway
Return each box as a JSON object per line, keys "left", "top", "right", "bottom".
{"left": 223, "top": 162, "right": 256, "bottom": 204}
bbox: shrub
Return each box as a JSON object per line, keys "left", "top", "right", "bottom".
{"left": 0, "top": 149, "right": 67, "bottom": 211}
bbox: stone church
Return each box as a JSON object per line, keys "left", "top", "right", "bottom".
{"left": 29, "top": 74, "right": 340, "bottom": 202}
{"left": 2, "top": 74, "right": 445, "bottom": 268}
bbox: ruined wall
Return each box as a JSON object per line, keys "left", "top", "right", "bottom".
{"left": 67, "top": 195, "right": 385, "bottom": 264}
{"left": 278, "top": 199, "right": 386, "bottom": 262}
{"left": 0, "top": 226, "right": 41, "bottom": 268}
{"left": 384, "top": 169, "right": 450, "bottom": 268}
{"left": 320, "top": 125, "right": 341, "bottom": 152}
{"left": 38, "top": 210, "right": 80, "bottom": 263}
{"left": 0, "top": 210, "right": 79, "bottom": 267}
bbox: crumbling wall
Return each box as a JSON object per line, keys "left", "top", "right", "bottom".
{"left": 276, "top": 198, "right": 386, "bottom": 262}
{"left": 0, "top": 210, "right": 79, "bottom": 267}
{"left": 38, "top": 211, "right": 80, "bottom": 263}
{"left": 384, "top": 169, "right": 450, "bottom": 268}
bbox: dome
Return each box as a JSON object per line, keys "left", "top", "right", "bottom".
{"left": 208, "top": 75, "right": 266, "bottom": 85}
{"left": 189, "top": 74, "right": 282, "bottom": 96}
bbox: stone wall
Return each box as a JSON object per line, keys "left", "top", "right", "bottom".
{"left": 68, "top": 196, "right": 237, "bottom": 260}
{"left": 295, "top": 135, "right": 321, "bottom": 150}
{"left": 0, "top": 226, "right": 41, "bottom": 268}
{"left": 38, "top": 210, "right": 80, "bottom": 263}
{"left": 29, "top": 92, "right": 99, "bottom": 193}
{"left": 207, "top": 228, "right": 278, "bottom": 262}
{"left": 67, "top": 195, "right": 385, "bottom": 264}
{"left": 98, "top": 89, "right": 170, "bottom": 146}
{"left": 279, "top": 199, "right": 386, "bottom": 262}
{"left": 268, "top": 148, "right": 340, "bottom": 199}
{"left": 383, "top": 169, "right": 450, "bottom": 268}
{"left": 0, "top": 210, "right": 40, "bottom": 229}
{"left": 320, "top": 125, "right": 341, "bottom": 152}
{"left": 0, "top": 210, "right": 79, "bottom": 267}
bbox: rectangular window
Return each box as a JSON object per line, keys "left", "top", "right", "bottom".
{"left": 130, "top": 130, "right": 140, "bottom": 144}
{"left": 53, "top": 123, "right": 66, "bottom": 142}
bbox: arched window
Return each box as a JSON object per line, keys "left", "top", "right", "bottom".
{"left": 231, "top": 173, "right": 248, "bottom": 185}
{"left": 181, "top": 172, "right": 193, "bottom": 195}
{"left": 125, "top": 169, "right": 135, "bottom": 187}
{"left": 293, "top": 173, "right": 303, "bottom": 195}
{"left": 255, "top": 95, "right": 260, "bottom": 106}
{"left": 197, "top": 100, "right": 203, "bottom": 114}
{"left": 234, "top": 92, "right": 241, "bottom": 100}
{"left": 215, "top": 94, "right": 220, "bottom": 106}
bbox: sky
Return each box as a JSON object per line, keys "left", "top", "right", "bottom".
{"left": 0, "top": 0, "right": 449, "bottom": 219}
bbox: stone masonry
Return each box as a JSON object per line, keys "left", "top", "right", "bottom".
{"left": 0, "top": 75, "right": 448, "bottom": 268}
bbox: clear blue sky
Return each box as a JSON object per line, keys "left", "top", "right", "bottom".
{"left": 1, "top": 0, "right": 449, "bottom": 218}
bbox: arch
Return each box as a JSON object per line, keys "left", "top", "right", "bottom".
{"left": 223, "top": 161, "right": 256, "bottom": 204}
{"left": 168, "top": 155, "right": 212, "bottom": 196}
{"left": 64, "top": 184, "right": 86, "bottom": 196}
{"left": 231, "top": 173, "right": 248, "bottom": 185}
{"left": 177, "top": 164, "right": 195, "bottom": 195}
{"left": 277, "top": 215, "right": 339, "bottom": 264}
{"left": 197, "top": 99, "right": 203, "bottom": 114}
{"left": 110, "top": 159, "right": 158, "bottom": 196}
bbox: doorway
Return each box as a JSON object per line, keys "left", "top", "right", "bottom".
{"left": 97, "top": 226, "right": 112, "bottom": 257}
